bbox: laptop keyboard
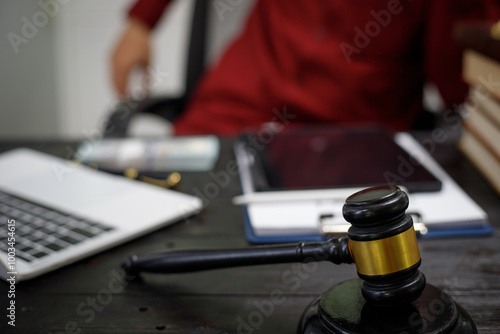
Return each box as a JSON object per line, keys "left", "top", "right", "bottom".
{"left": 0, "top": 190, "right": 113, "bottom": 262}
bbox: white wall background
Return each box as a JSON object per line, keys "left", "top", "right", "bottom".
{"left": 0, "top": 0, "right": 255, "bottom": 140}
{"left": 0, "top": 0, "right": 60, "bottom": 139}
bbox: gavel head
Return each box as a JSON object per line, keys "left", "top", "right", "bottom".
{"left": 343, "top": 185, "right": 426, "bottom": 307}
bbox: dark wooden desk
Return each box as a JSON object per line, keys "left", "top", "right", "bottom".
{"left": 1, "top": 136, "right": 499, "bottom": 334}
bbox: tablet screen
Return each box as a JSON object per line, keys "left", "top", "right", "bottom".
{"left": 237, "top": 127, "right": 442, "bottom": 193}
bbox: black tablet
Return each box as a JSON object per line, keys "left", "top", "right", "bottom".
{"left": 235, "top": 127, "right": 442, "bottom": 193}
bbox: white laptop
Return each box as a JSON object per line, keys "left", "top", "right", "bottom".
{"left": 0, "top": 148, "right": 203, "bottom": 281}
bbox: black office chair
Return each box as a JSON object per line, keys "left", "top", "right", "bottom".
{"left": 103, "top": 0, "right": 209, "bottom": 138}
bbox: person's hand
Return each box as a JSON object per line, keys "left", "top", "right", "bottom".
{"left": 111, "top": 18, "right": 151, "bottom": 98}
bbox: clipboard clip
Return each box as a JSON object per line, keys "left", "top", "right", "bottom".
{"left": 319, "top": 211, "right": 428, "bottom": 236}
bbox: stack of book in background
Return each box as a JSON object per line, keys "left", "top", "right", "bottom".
{"left": 454, "top": 21, "right": 500, "bottom": 195}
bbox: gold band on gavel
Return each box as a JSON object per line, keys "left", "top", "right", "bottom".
{"left": 349, "top": 226, "right": 420, "bottom": 276}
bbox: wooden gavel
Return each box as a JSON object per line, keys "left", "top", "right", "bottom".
{"left": 122, "top": 185, "right": 425, "bottom": 307}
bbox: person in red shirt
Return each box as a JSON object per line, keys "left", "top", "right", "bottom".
{"left": 111, "top": 0, "right": 500, "bottom": 136}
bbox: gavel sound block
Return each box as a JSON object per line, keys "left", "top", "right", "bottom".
{"left": 122, "top": 186, "right": 477, "bottom": 334}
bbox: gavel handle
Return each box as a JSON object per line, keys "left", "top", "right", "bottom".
{"left": 122, "top": 236, "right": 352, "bottom": 275}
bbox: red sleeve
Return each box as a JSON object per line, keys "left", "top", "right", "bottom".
{"left": 426, "top": 0, "right": 500, "bottom": 108}
{"left": 128, "top": 0, "right": 171, "bottom": 29}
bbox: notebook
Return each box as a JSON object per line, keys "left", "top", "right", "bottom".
{"left": 0, "top": 148, "right": 203, "bottom": 281}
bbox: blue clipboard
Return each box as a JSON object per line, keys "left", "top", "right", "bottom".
{"left": 235, "top": 131, "right": 493, "bottom": 244}
{"left": 241, "top": 206, "right": 493, "bottom": 244}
